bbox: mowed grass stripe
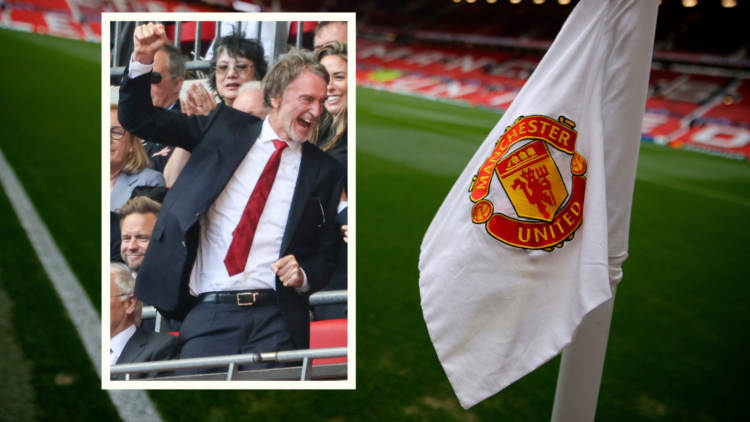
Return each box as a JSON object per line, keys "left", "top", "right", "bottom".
{"left": 354, "top": 87, "right": 749, "bottom": 421}
{"left": 0, "top": 28, "right": 101, "bottom": 306}
{"left": 0, "top": 28, "right": 116, "bottom": 422}
{"left": 0, "top": 148, "right": 164, "bottom": 422}
{"left": 0, "top": 177, "right": 120, "bottom": 422}
{"left": 0, "top": 29, "right": 162, "bottom": 422}
{"left": 358, "top": 89, "right": 498, "bottom": 177}
{"left": 0, "top": 284, "right": 38, "bottom": 421}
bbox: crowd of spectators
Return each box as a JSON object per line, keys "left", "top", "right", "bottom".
{"left": 109, "top": 21, "right": 349, "bottom": 378}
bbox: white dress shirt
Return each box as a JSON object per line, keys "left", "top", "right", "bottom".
{"left": 110, "top": 323, "right": 136, "bottom": 366}
{"left": 189, "top": 118, "right": 304, "bottom": 294}
{"left": 129, "top": 58, "right": 308, "bottom": 295}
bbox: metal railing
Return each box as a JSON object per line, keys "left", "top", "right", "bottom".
{"left": 111, "top": 347, "right": 347, "bottom": 381}
{"left": 110, "top": 20, "right": 306, "bottom": 79}
{"left": 142, "top": 290, "right": 347, "bottom": 333}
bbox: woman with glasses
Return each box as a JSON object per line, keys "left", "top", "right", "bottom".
{"left": 181, "top": 31, "right": 268, "bottom": 116}
{"left": 164, "top": 31, "right": 268, "bottom": 186}
{"left": 110, "top": 104, "right": 165, "bottom": 212}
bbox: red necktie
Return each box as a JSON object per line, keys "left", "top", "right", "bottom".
{"left": 224, "top": 139, "right": 288, "bottom": 276}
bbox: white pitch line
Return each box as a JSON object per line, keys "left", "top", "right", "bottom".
{"left": 0, "top": 147, "right": 163, "bottom": 422}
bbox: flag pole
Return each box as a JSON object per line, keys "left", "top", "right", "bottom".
{"left": 551, "top": 284, "right": 617, "bottom": 422}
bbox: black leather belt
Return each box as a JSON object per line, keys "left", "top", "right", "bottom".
{"left": 197, "top": 289, "right": 277, "bottom": 307}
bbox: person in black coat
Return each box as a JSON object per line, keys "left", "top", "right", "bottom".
{"left": 110, "top": 263, "right": 178, "bottom": 380}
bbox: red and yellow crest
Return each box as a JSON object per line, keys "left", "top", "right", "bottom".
{"left": 468, "top": 115, "right": 587, "bottom": 251}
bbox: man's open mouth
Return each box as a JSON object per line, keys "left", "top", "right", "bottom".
{"left": 297, "top": 117, "right": 312, "bottom": 130}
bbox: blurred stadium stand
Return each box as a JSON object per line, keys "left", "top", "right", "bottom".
{"left": 3, "top": 0, "right": 749, "bottom": 155}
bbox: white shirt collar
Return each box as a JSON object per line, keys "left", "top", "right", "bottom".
{"left": 260, "top": 117, "right": 301, "bottom": 154}
{"left": 110, "top": 323, "right": 136, "bottom": 364}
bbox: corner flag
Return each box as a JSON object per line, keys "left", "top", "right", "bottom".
{"left": 418, "top": 0, "right": 659, "bottom": 409}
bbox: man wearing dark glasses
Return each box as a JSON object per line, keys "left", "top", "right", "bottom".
{"left": 142, "top": 43, "right": 187, "bottom": 173}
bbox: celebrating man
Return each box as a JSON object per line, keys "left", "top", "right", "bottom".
{"left": 118, "top": 23, "right": 344, "bottom": 368}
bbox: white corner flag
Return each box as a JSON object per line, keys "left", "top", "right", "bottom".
{"left": 419, "top": 0, "right": 658, "bottom": 409}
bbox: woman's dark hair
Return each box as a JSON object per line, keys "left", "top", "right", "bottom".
{"left": 208, "top": 30, "right": 268, "bottom": 95}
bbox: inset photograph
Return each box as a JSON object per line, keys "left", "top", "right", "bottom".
{"left": 105, "top": 15, "right": 354, "bottom": 387}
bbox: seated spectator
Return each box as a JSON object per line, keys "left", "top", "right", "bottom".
{"left": 165, "top": 31, "right": 268, "bottom": 187}
{"left": 310, "top": 41, "right": 348, "bottom": 170}
{"left": 118, "top": 197, "right": 161, "bottom": 277}
{"left": 110, "top": 262, "right": 179, "bottom": 380}
{"left": 182, "top": 30, "right": 267, "bottom": 114}
{"left": 110, "top": 104, "right": 165, "bottom": 212}
{"left": 314, "top": 22, "right": 347, "bottom": 52}
{"left": 119, "top": 196, "right": 181, "bottom": 333}
{"left": 142, "top": 44, "right": 188, "bottom": 173}
{"left": 232, "top": 81, "right": 268, "bottom": 120}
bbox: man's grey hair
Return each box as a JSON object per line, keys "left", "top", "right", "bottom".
{"left": 111, "top": 262, "right": 135, "bottom": 298}
{"left": 110, "top": 262, "right": 143, "bottom": 325}
{"left": 262, "top": 49, "right": 329, "bottom": 109}
{"left": 237, "top": 81, "right": 263, "bottom": 96}
{"left": 160, "top": 43, "right": 187, "bottom": 78}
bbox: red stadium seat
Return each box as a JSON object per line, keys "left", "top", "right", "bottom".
{"left": 289, "top": 21, "right": 318, "bottom": 36}
{"left": 163, "top": 22, "right": 216, "bottom": 58}
{"left": 164, "top": 22, "right": 215, "bottom": 44}
{"left": 309, "top": 319, "right": 347, "bottom": 365}
{"left": 9, "top": 9, "right": 47, "bottom": 31}
{"left": 89, "top": 22, "right": 102, "bottom": 36}
{"left": 9, "top": 0, "right": 71, "bottom": 14}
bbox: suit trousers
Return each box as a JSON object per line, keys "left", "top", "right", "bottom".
{"left": 178, "top": 301, "right": 297, "bottom": 374}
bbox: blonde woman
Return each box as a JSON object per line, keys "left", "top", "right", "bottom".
{"left": 310, "top": 41, "right": 348, "bottom": 170}
{"left": 110, "top": 104, "right": 165, "bottom": 211}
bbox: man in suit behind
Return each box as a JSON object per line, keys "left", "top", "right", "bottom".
{"left": 110, "top": 262, "right": 178, "bottom": 380}
{"left": 119, "top": 23, "right": 345, "bottom": 370}
{"left": 142, "top": 43, "right": 187, "bottom": 172}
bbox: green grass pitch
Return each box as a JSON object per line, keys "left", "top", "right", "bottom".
{"left": 1, "top": 27, "right": 749, "bottom": 421}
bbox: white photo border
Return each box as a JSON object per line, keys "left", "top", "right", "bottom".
{"left": 102, "top": 12, "right": 356, "bottom": 391}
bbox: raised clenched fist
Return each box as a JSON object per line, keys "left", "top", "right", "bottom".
{"left": 133, "top": 23, "right": 169, "bottom": 65}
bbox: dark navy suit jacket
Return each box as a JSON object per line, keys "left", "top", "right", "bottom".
{"left": 113, "top": 327, "right": 179, "bottom": 380}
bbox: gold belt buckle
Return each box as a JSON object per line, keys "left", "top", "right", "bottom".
{"left": 237, "top": 292, "right": 259, "bottom": 306}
